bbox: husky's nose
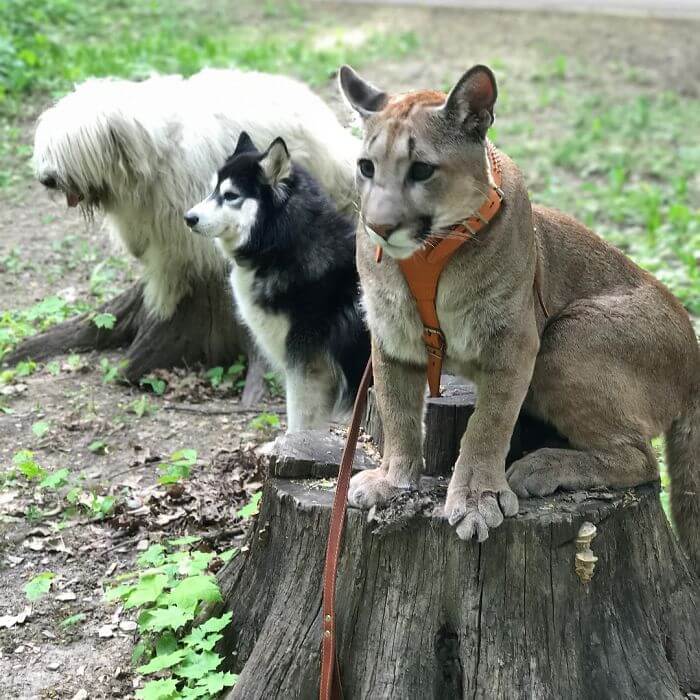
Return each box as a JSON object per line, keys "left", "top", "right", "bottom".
{"left": 367, "top": 222, "right": 400, "bottom": 240}
{"left": 184, "top": 213, "right": 199, "bottom": 228}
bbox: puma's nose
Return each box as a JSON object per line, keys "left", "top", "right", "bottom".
{"left": 367, "top": 222, "right": 400, "bottom": 240}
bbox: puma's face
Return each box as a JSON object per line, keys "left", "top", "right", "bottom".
{"left": 339, "top": 65, "right": 499, "bottom": 259}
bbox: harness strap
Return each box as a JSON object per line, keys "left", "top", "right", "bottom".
{"left": 396, "top": 141, "right": 504, "bottom": 397}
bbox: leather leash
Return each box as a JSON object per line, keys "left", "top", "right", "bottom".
{"left": 320, "top": 359, "right": 373, "bottom": 700}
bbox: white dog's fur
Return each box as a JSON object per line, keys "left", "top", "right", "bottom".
{"left": 33, "top": 69, "right": 360, "bottom": 318}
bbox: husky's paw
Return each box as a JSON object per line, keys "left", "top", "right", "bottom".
{"left": 348, "top": 467, "right": 417, "bottom": 509}
{"left": 444, "top": 482, "right": 518, "bottom": 542}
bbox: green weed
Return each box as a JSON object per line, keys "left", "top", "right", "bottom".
{"left": 104, "top": 539, "right": 239, "bottom": 699}
{"left": 158, "top": 449, "right": 198, "bottom": 486}
{"left": 248, "top": 412, "right": 281, "bottom": 434}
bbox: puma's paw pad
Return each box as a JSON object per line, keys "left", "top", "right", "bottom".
{"left": 348, "top": 469, "right": 413, "bottom": 509}
{"left": 444, "top": 488, "right": 518, "bottom": 542}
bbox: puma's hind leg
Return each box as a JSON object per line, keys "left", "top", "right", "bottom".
{"left": 510, "top": 290, "right": 689, "bottom": 497}
{"left": 507, "top": 444, "right": 658, "bottom": 498}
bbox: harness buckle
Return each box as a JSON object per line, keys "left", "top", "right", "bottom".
{"left": 422, "top": 327, "right": 446, "bottom": 356}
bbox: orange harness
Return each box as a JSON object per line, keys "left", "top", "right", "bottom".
{"left": 379, "top": 141, "right": 547, "bottom": 397}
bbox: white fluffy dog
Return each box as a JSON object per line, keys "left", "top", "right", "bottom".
{"left": 33, "top": 68, "right": 359, "bottom": 319}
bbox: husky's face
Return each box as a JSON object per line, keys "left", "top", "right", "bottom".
{"left": 338, "top": 65, "right": 497, "bottom": 259}
{"left": 185, "top": 132, "right": 291, "bottom": 257}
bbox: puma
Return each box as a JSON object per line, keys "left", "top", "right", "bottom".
{"left": 339, "top": 63, "right": 700, "bottom": 574}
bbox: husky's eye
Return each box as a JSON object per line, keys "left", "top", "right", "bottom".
{"left": 358, "top": 159, "right": 375, "bottom": 179}
{"left": 408, "top": 162, "right": 435, "bottom": 182}
{"left": 222, "top": 191, "right": 240, "bottom": 202}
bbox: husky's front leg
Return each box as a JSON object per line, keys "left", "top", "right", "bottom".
{"left": 348, "top": 339, "right": 425, "bottom": 508}
{"left": 446, "top": 338, "right": 537, "bottom": 541}
{"left": 285, "top": 361, "right": 336, "bottom": 432}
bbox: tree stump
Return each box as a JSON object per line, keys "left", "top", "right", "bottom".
{"left": 363, "top": 375, "right": 570, "bottom": 475}
{"left": 3, "top": 274, "right": 269, "bottom": 404}
{"left": 211, "top": 432, "right": 700, "bottom": 700}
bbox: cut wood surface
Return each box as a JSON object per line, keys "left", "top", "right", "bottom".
{"left": 266, "top": 430, "right": 378, "bottom": 479}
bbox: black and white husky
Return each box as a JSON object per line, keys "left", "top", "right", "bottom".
{"left": 185, "top": 132, "right": 370, "bottom": 431}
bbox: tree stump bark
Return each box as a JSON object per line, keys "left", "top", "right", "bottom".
{"left": 209, "top": 430, "right": 700, "bottom": 699}
{"left": 4, "top": 275, "right": 268, "bottom": 404}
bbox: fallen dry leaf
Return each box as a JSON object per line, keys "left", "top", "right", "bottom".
{"left": 0, "top": 606, "right": 31, "bottom": 628}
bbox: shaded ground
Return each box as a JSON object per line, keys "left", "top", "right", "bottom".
{"left": 1, "top": 2, "right": 699, "bottom": 698}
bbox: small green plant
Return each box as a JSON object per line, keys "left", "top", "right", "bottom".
{"left": 263, "top": 372, "right": 284, "bottom": 398}
{"left": 31, "top": 420, "right": 50, "bottom": 438}
{"left": 105, "top": 540, "right": 239, "bottom": 699}
{"left": 159, "top": 449, "right": 198, "bottom": 485}
{"left": 45, "top": 360, "right": 61, "bottom": 376}
{"left": 64, "top": 487, "right": 117, "bottom": 520}
{"left": 88, "top": 440, "right": 108, "bottom": 455}
{"left": 205, "top": 358, "right": 246, "bottom": 391}
{"left": 0, "top": 296, "right": 90, "bottom": 357}
{"left": 130, "top": 395, "right": 156, "bottom": 418}
{"left": 141, "top": 376, "right": 168, "bottom": 395}
{"left": 14, "top": 360, "right": 37, "bottom": 377}
{"left": 100, "top": 358, "right": 127, "bottom": 383}
{"left": 12, "top": 450, "right": 46, "bottom": 481}
{"left": 39, "top": 467, "right": 70, "bottom": 490}
{"left": 248, "top": 412, "right": 281, "bottom": 434}
{"left": 61, "top": 612, "right": 87, "bottom": 628}
{"left": 92, "top": 312, "right": 117, "bottom": 330}
{"left": 86, "top": 493, "right": 116, "bottom": 520}
{"left": 66, "top": 354, "right": 82, "bottom": 370}
{"left": 235, "top": 491, "right": 262, "bottom": 520}
{"left": 24, "top": 571, "right": 55, "bottom": 601}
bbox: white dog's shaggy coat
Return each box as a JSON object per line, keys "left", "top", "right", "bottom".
{"left": 33, "top": 69, "right": 359, "bottom": 318}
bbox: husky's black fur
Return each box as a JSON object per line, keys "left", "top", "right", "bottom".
{"left": 221, "top": 132, "right": 369, "bottom": 407}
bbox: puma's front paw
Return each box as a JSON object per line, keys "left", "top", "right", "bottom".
{"left": 348, "top": 461, "right": 419, "bottom": 509}
{"left": 444, "top": 481, "right": 518, "bottom": 542}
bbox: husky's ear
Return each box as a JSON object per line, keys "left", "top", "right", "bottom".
{"left": 338, "top": 65, "right": 388, "bottom": 120}
{"left": 259, "top": 137, "right": 291, "bottom": 185}
{"left": 442, "top": 65, "right": 497, "bottom": 138}
{"left": 232, "top": 131, "right": 258, "bottom": 158}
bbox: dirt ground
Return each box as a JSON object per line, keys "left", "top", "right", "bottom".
{"left": 1, "top": 4, "right": 699, "bottom": 699}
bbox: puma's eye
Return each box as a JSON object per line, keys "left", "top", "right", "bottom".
{"left": 222, "top": 191, "right": 240, "bottom": 202}
{"left": 358, "top": 159, "right": 375, "bottom": 179}
{"left": 408, "top": 162, "right": 436, "bottom": 182}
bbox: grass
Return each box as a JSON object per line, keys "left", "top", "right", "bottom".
{"left": 0, "top": 0, "right": 418, "bottom": 186}
{"left": 491, "top": 63, "right": 700, "bottom": 318}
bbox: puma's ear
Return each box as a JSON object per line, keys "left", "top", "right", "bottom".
{"left": 259, "top": 137, "right": 291, "bottom": 185}
{"left": 443, "top": 65, "right": 497, "bottom": 138}
{"left": 338, "top": 65, "right": 388, "bottom": 119}
{"left": 232, "top": 131, "right": 257, "bottom": 158}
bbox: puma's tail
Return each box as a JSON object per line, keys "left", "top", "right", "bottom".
{"left": 666, "top": 387, "right": 700, "bottom": 577}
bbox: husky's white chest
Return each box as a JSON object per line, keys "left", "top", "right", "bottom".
{"left": 230, "top": 266, "right": 289, "bottom": 369}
